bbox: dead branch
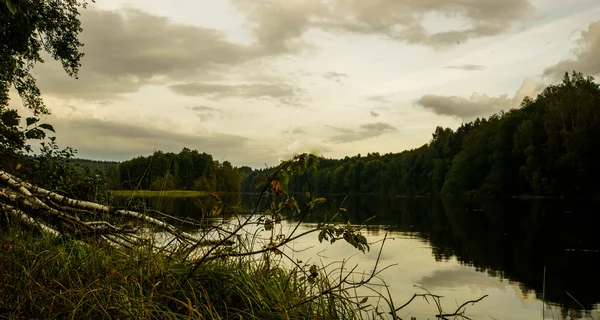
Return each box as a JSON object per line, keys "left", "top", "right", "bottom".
{"left": 390, "top": 285, "right": 487, "bottom": 320}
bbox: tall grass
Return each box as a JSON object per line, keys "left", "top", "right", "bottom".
{"left": 0, "top": 222, "right": 365, "bottom": 319}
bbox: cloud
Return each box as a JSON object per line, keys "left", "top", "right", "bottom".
{"left": 543, "top": 20, "right": 600, "bottom": 80}
{"left": 185, "top": 105, "right": 223, "bottom": 121}
{"left": 187, "top": 106, "right": 220, "bottom": 112}
{"left": 416, "top": 94, "right": 509, "bottom": 119}
{"left": 34, "top": 7, "right": 267, "bottom": 101}
{"left": 48, "top": 117, "right": 276, "bottom": 168}
{"left": 231, "top": 0, "right": 327, "bottom": 53}
{"left": 233, "top": 0, "right": 533, "bottom": 49}
{"left": 366, "top": 95, "right": 392, "bottom": 104}
{"left": 419, "top": 267, "right": 506, "bottom": 291}
{"left": 281, "top": 139, "right": 333, "bottom": 159}
{"left": 169, "top": 82, "right": 303, "bottom": 106}
{"left": 326, "top": 122, "right": 398, "bottom": 143}
{"left": 415, "top": 77, "right": 540, "bottom": 119}
{"left": 323, "top": 71, "right": 348, "bottom": 83}
{"left": 284, "top": 127, "right": 306, "bottom": 135}
{"left": 370, "top": 110, "right": 380, "bottom": 117}
{"left": 445, "top": 64, "right": 485, "bottom": 71}
{"left": 292, "top": 128, "right": 306, "bottom": 134}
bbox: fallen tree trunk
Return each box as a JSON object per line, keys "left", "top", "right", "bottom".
{"left": 0, "top": 169, "right": 201, "bottom": 249}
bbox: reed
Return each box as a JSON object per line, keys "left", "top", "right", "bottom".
{"left": 0, "top": 222, "right": 364, "bottom": 319}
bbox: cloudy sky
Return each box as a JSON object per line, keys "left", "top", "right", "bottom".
{"left": 18, "top": 0, "right": 600, "bottom": 168}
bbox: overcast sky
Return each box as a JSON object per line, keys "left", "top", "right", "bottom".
{"left": 17, "top": 0, "right": 600, "bottom": 168}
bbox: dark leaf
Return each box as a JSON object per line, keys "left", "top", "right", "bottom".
{"left": 26, "top": 117, "right": 39, "bottom": 126}
{"left": 0, "top": 110, "right": 20, "bottom": 127}
{"left": 25, "top": 128, "right": 45, "bottom": 140}
{"left": 38, "top": 123, "right": 55, "bottom": 132}
{"left": 358, "top": 234, "right": 368, "bottom": 245}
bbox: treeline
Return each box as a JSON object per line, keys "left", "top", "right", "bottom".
{"left": 71, "top": 159, "right": 119, "bottom": 174}
{"left": 242, "top": 72, "right": 600, "bottom": 197}
{"left": 106, "top": 148, "right": 252, "bottom": 192}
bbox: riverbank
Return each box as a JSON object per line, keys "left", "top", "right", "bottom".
{"left": 0, "top": 223, "right": 363, "bottom": 319}
{"left": 111, "top": 190, "right": 208, "bottom": 197}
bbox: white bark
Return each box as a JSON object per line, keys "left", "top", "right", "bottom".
{"left": 1, "top": 202, "right": 61, "bottom": 237}
{"left": 0, "top": 170, "right": 202, "bottom": 244}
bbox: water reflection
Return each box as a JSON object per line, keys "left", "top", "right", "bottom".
{"left": 300, "top": 195, "right": 600, "bottom": 316}
{"left": 113, "top": 193, "right": 600, "bottom": 317}
{"left": 111, "top": 193, "right": 245, "bottom": 230}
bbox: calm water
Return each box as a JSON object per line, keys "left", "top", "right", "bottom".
{"left": 114, "top": 194, "right": 600, "bottom": 319}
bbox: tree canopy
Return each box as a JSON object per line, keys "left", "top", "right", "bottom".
{"left": 1, "top": 0, "right": 90, "bottom": 167}
{"left": 106, "top": 149, "right": 242, "bottom": 192}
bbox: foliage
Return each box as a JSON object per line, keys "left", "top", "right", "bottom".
{"left": 0, "top": 0, "right": 107, "bottom": 202}
{"left": 150, "top": 172, "right": 176, "bottom": 191}
{"left": 70, "top": 158, "right": 119, "bottom": 175}
{"left": 242, "top": 72, "right": 600, "bottom": 198}
{"left": 12, "top": 137, "right": 110, "bottom": 202}
{"left": 1, "top": 0, "right": 91, "bottom": 167}
{"left": 106, "top": 149, "right": 242, "bottom": 192}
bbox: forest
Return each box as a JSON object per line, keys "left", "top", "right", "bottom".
{"left": 104, "top": 148, "right": 252, "bottom": 192}
{"left": 242, "top": 72, "right": 600, "bottom": 198}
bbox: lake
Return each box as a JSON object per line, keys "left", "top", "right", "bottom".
{"left": 114, "top": 194, "right": 600, "bottom": 319}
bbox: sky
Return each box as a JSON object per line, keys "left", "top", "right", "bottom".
{"left": 16, "top": 0, "right": 600, "bottom": 168}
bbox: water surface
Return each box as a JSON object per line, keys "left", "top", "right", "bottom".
{"left": 114, "top": 194, "right": 600, "bottom": 319}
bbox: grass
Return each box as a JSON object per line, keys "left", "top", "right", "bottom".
{"left": 111, "top": 190, "right": 208, "bottom": 197}
{"left": 0, "top": 223, "right": 364, "bottom": 319}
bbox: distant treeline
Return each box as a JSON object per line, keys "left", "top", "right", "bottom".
{"left": 242, "top": 72, "right": 600, "bottom": 198}
{"left": 71, "top": 159, "right": 119, "bottom": 175}
{"left": 104, "top": 148, "right": 252, "bottom": 191}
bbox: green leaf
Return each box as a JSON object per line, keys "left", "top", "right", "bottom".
{"left": 38, "top": 123, "right": 55, "bottom": 132}
{"left": 255, "top": 181, "right": 266, "bottom": 190}
{"left": 305, "top": 191, "right": 311, "bottom": 198}
{"left": 313, "top": 197, "right": 326, "bottom": 204}
{"left": 359, "top": 297, "right": 369, "bottom": 305}
{"left": 358, "top": 234, "right": 368, "bottom": 245}
{"left": 5, "top": 0, "right": 16, "bottom": 14}
{"left": 264, "top": 218, "right": 273, "bottom": 230}
{"left": 318, "top": 230, "right": 324, "bottom": 243}
{"left": 26, "top": 117, "right": 39, "bottom": 126}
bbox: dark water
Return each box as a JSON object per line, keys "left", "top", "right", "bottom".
{"left": 317, "top": 196, "right": 600, "bottom": 314}
{"left": 114, "top": 194, "right": 600, "bottom": 318}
